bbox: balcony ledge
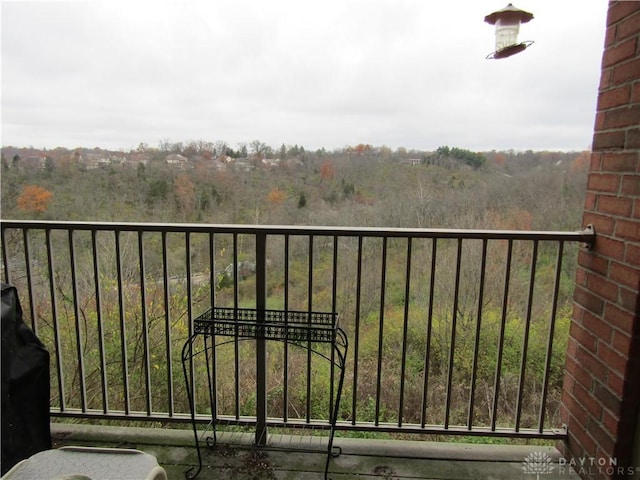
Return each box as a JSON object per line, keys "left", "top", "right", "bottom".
{"left": 51, "top": 422, "right": 579, "bottom": 479}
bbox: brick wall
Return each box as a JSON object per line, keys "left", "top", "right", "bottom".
{"left": 561, "top": 2, "right": 640, "bottom": 479}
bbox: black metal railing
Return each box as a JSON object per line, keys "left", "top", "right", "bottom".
{"left": 1, "top": 220, "right": 595, "bottom": 440}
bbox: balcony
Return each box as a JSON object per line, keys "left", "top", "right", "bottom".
{"left": 1, "top": 220, "right": 594, "bottom": 479}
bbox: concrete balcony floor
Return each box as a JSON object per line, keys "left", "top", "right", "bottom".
{"left": 51, "top": 423, "right": 580, "bottom": 479}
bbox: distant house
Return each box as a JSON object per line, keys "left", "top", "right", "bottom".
{"left": 85, "top": 152, "right": 111, "bottom": 169}
{"left": 400, "top": 158, "right": 422, "bottom": 166}
{"left": 22, "top": 155, "right": 47, "bottom": 170}
{"left": 128, "top": 153, "right": 150, "bottom": 166}
{"left": 262, "top": 158, "right": 281, "bottom": 168}
{"left": 165, "top": 153, "right": 188, "bottom": 169}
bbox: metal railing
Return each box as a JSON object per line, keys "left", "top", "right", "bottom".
{"left": 1, "top": 220, "right": 595, "bottom": 440}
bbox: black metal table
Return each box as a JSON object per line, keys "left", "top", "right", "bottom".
{"left": 182, "top": 307, "right": 348, "bottom": 479}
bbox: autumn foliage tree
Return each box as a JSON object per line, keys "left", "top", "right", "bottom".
{"left": 320, "top": 160, "right": 335, "bottom": 181}
{"left": 266, "top": 187, "right": 287, "bottom": 206}
{"left": 17, "top": 185, "right": 53, "bottom": 213}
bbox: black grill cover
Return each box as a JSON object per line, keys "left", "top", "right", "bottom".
{"left": 1, "top": 282, "right": 51, "bottom": 474}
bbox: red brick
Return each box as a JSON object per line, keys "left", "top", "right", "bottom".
{"left": 584, "top": 211, "right": 615, "bottom": 235}
{"left": 587, "top": 274, "right": 619, "bottom": 302}
{"left": 604, "top": 302, "right": 634, "bottom": 332}
{"left": 588, "top": 173, "right": 621, "bottom": 192}
{"left": 626, "top": 243, "right": 640, "bottom": 265}
{"left": 593, "top": 380, "right": 622, "bottom": 415}
{"left": 567, "top": 421, "right": 596, "bottom": 461}
{"left": 582, "top": 310, "right": 613, "bottom": 342}
{"left": 586, "top": 417, "right": 616, "bottom": 456}
{"left": 632, "top": 82, "right": 640, "bottom": 103}
{"left": 590, "top": 152, "right": 604, "bottom": 171}
{"left": 604, "top": 104, "right": 640, "bottom": 130}
{"left": 615, "top": 10, "right": 640, "bottom": 42}
{"left": 567, "top": 337, "right": 578, "bottom": 358}
{"left": 562, "top": 387, "right": 589, "bottom": 425}
{"left": 602, "top": 39, "right": 637, "bottom": 68}
{"left": 628, "top": 128, "right": 640, "bottom": 149}
{"left": 612, "top": 330, "right": 632, "bottom": 358}
{"left": 621, "top": 175, "right": 640, "bottom": 196}
{"left": 577, "top": 346, "right": 609, "bottom": 382}
{"left": 602, "top": 152, "right": 638, "bottom": 172}
{"left": 607, "top": 370, "right": 625, "bottom": 398}
{"left": 566, "top": 355, "right": 595, "bottom": 391}
{"left": 598, "top": 342, "right": 628, "bottom": 376}
{"left": 635, "top": 198, "right": 640, "bottom": 218}
{"left": 594, "top": 111, "right": 606, "bottom": 131}
{"left": 574, "top": 285, "right": 605, "bottom": 315}
{"left": 607, "top": 1, "right": 640, "bottom": 26}
{"left": 603, "top": 105, "right": 640, "bottom": 130}
{"left": 598, "top": 195, "right": 633, "bottom": 216}
{"left": 612, "top": 58, "right": 640, "bottom": 86}
{"left": 602, "top": 408, "right": 618, "bottom": 437}
{"left": 594, "top": 236, "right": 626, "bottom": 261}
{"left": 619, "top": 286, "right": 638, "bottom": 312}
{"left": 615, "top": 218, "right": 640, "bottom": 240}
{"left": 610, "top": 261, "right": 640, "bottom": 289}
{"left": 575, "top": 266, "right": 588, "bottom": 287}
{"left": 593, "top": 131, "right": 626, "bottom": 150}
{"left": 571, "top": 321, "right": 598, "bottom": 353}
{"left": 574, "top": 381, "right": 603, "bottom": 418}
{"left": 578, "top": 250, "right": 609, "bottom": 275}
{"left": 599, "top": 67, "right": 613, "bottom": 91}
{"left": 584, "top": 192, "right": 597, "bottom": 211}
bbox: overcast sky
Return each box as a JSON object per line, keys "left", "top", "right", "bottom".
{"left": 1, "top": 0, "right": 609, "bottom": 152}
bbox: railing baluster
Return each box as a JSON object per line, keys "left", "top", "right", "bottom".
{"left": 114, "top": 230, "right": 130, "bottom": 414}
{"left": 208, "top": 232, "right": 217, "bottom": 423}
{"left": 539, "top": 241, "right": 565, "bottom": 433}
{"left": 185, "top": 232, "right": 194, "bottom": 415}
{"left": 491, "top": 239, "right": 513, "bottom": 431}
{"left": 91, "top": 230, "right": 109, "bottom": 414}
{"left": 515, "top": 240, "right": 539, "bottom": 431}
{"left": 330, "top": 235, "right": 338, "bottom": 422}
{"left": 22, "top": 229, "right": 37, "bottom": 333}
{"left": 138, "top": 232, "right": 152, "bottom": 415}
{"left": 47, "top": 229, "right": 66, "bottom": 412}
{"left": 68, "top": 230, "right": 87, "bottom": 412}
{"left": 421, "top": 238, "right": 437, "bottom": 428}
{"left": 444, "top": 238, "right": 463, "bottom": 429}
{"left": 398, "top": 237, "right": 412, "bottom": 427}
{"left": 306, "top": 235, "right": 314, "bottom": 423}
{"left": 468, "top": 239, "right": 488, "bottom": 429}
{"left": 255, "top": 232, "right": 268, "bottom": 445}
{"left": 351, "top": 236, "right": 363, "bottom": 425}
{"left": 374, "top": 237, "right": 387, "bottom": 426}
{"left": 233, "top": 233, "right": 240, "bottom": 419}
{"left": 161, "top": 232, "right": 174, "bottom": 416}
{"left": 283, "top": 234, "right": 290, "bottom": 422}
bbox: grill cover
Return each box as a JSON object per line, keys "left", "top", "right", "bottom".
{"left": 1, "top": 282, "right": 51, "bottom": 475}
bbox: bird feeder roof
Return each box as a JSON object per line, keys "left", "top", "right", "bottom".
{"left": 484, "top": 3, "right": 534, "bottom": 25}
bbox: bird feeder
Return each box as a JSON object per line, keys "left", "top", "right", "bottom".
{"left": 485, "top": 3, "right": 534, "bottom": 59}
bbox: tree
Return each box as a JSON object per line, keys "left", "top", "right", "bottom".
{"left": 266, "top": 187, "right": 287, "bottom": 206}
{"left": 17, "top": 185, "right": 53, "bottom": 213}
{"left": 320, "top": 160, "right": 335, "bottom": 181}
{"left": 174, "top": 174, "right": 195, "bottom": 218}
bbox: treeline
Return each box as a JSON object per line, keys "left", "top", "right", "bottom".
{"left": 1, "top": 146, "right": 588, "bottom": 234}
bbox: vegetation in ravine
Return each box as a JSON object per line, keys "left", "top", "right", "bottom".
{"left": 1, "top": 143, "right": 589, "bottom": 440}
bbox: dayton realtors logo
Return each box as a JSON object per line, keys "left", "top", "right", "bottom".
{"left": 523, "top": 451, "right": 640, "bottom": 478}
{"left": 522, "top": 451, "right": 555, "bottom": 479}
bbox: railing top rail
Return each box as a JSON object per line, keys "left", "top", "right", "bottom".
{"left": 0, "top": 219, "right": 595, "bottom": 244}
